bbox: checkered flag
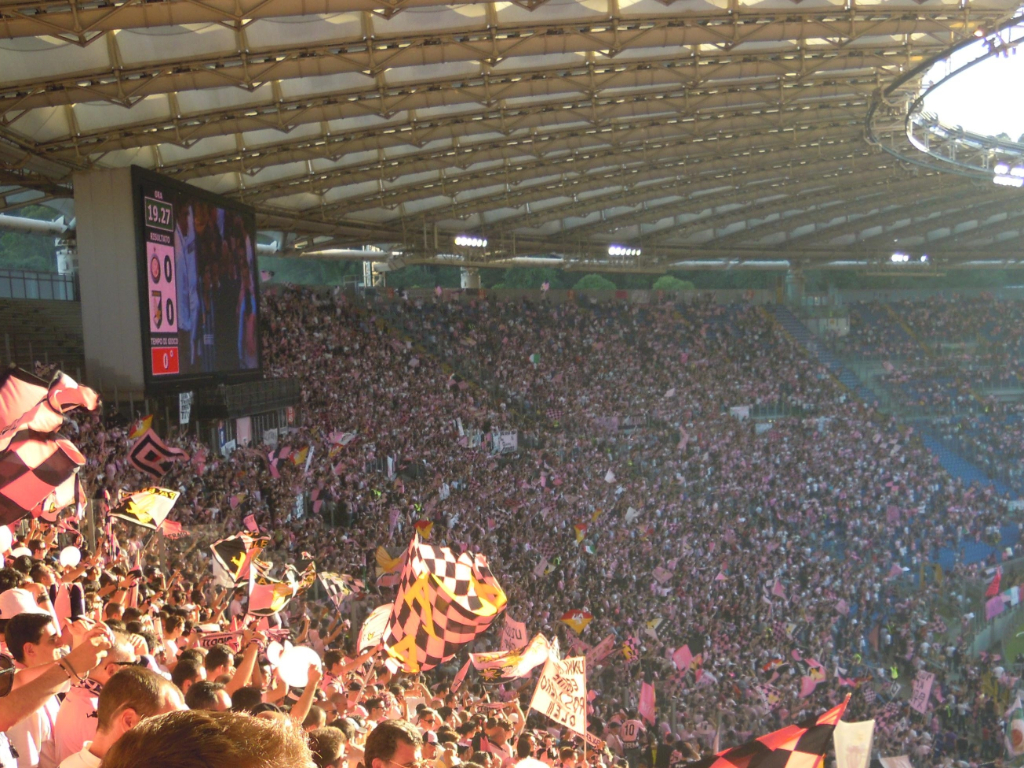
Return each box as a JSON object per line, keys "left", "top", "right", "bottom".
{"left": 319, "top": 571, "right": 362, "bottom": 610}
{"left": 877, "top": 700, "right": 900, "bottom": 723}
{"left": 536, "top": 540, "right": 559, "bottom": 559}
{"left": 383, "top": 534, "right": 507, "bottom": 673}
{"left": 685, "top": 696, "right": 849, "bottom": 768}
{"left": 129, "top": 429, "right": 189, "bottom": 480}
{"left": 0, "top": 432, "right": 85, "bottom": 526}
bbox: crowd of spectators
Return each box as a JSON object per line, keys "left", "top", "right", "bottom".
{"left": 2, "top": 287, "right": 1022, "bottom": 768}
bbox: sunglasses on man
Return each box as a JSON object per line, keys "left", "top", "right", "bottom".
{"left": 0, "top": 655, "right": 15, "bottom": 698}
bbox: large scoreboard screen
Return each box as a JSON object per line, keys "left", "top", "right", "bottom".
{"left": 132, "top": 167, "right": 262, "bottom": 391}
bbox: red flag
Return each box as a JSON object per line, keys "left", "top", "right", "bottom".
{"left": 986, "top": 569, "right": 1002, "bottom": 598}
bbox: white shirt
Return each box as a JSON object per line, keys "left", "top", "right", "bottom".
{"left": 7, "top": 694, "right": 59, "bottom": 768}
{"left": 57, "top": 743, "right": 101, "bottom": 768}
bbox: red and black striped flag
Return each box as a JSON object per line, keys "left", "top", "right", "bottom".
{"left": 128, "top": 429, "right": 189, "bottom": 480}
{"left": 683, "top": 696, "right": 849, "bottom": 768}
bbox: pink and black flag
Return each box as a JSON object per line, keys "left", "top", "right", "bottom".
{"left": 128, "top": 429, "right": 190, "bottom": 480}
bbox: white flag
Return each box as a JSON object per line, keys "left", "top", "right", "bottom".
{"left": 834, "top": 720, "right": 875, "bottom": 768}
{"left": 879, "top": 757, "right": 913, "bottom": 768}
{"left": 1007, "top": 695, "right": 1024, "bottom": 756}
{"left": 530, "top": 655, "right": 587, "bottom": 734}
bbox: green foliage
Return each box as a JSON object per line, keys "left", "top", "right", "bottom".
{"left": 385, "top": 265, "right": 461, "bottom": 290}
{"left": 498, "top": 267, "right": 564, "bottom": 290}
{"left": 257, "top": 256, "right": 362, "bottom": 286}
{"left": 491, "top": 282, "right": 507, "bottom": 290}
{"left": 0, "top": 204, "right": 63, "bottom": 273}
{"left": 572, "top": 273, "right": 617, "bottom": 291}
{"left": 652, "top": 275, "right": 695, "bottom": 291}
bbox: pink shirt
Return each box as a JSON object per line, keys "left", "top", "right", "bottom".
{"left": 52, "top": 686, "right": 98, "bottom": 765}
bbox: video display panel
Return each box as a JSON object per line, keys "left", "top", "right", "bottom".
{"left": 132, "top": 167, "right": 261, "bottom": 391}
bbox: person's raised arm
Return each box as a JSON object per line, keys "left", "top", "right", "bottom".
{"left": 289, "top": 663, "right": 323, "bottom": 725}
{"left": 224, "top": 629, "right": 265, "bottom": 696}
{"left": 294, "top": 616, "right": 311, "bottom": 645}
{"left": 0, "top": 626, "right": 112, "bottom": 731}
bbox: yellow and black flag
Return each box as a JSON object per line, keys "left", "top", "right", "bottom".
{"left": 109, "top": 487, "right": 179, "bottom": 530}
{"left": 248, "top": 570, "right": 296, "bottom": 616}
{"left": 383, "top": 534, "right": 507, "bottom": 674}
{"left": 211, "top": 533, "right": 268, "bottom": 584}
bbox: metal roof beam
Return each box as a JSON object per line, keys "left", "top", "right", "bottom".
{"left": 31, "top": 74, "right": 879, "bottom": 160}
{"left": 313, "top": 134, "right": 869, "bottom": 221}
{"left": 440, "top": 147, "right": 887, "bottom": 236}
{"left": 0, "top": 40, "right": 933, "bottom": 115}
{"left": 0, "top": 4, "right": 999, "bottom": 47}
{"left": 239, "top": 123, "right": 862, "bottom": 206}
{"left": 166, "top": 102, "right": 870, "bottom": 182}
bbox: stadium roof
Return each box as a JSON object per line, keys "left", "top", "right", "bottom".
{"left": 1, "top": 0, "right": 1023, "bottom": 270}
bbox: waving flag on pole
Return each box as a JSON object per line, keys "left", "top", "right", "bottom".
{"left": 319, "top": 572, "right": 363, "bottom": 611}
{"left": 0, "top": 369, "right": 100, "bottom": 525}
{"left": 109, "top": 487, "right": 180, "bottom": 529}
{"left": 0, "top": 433, "right": 86, "bottom": 526}
{"left": 358, "top": 603, "right": 393, "bottom": 654}
{"left": 211, "top": 533, "right": 269, "bottom": 584}
{"left": 469, "top": 634, "right": 553, "bottom": 681}
{"left": 684, "top": 696, "right": 850, "bottom": 768}
{"left": 560, "top": 610, "right": 593, "bottom": 634}
{"left": 128, "top": 429, "right": 190, "bottom": 480}
{"left": 247, "top": 570, "right": 297, "bottom": 616}
{"left": 383, "top": 534, "right": 507, "bottom": 673}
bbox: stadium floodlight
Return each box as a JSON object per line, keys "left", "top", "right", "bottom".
{"left": 454, "top": 235, "right": 488, "bottom": 248}
{"left": 920, "top": 254, "right": 929, "bottom": 263}
{"left": 995, "top": 162, "right": 1011, "bottom": 174}
{"left": 994, "top": 174, "right": 1024, "bottom": 187}
{"left": 890, "top": 252, "right": 911, "bottom": 263}
{"left": 608, "top": 245, "right": 642, "bottom": 257}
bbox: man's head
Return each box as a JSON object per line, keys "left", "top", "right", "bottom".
{"left": 324, "top": 650, "right": 345, "bottom": 677}
{"left": 170, "top": 658, "right": 206, "bottom": 695}
{"left": 184, "top": 681, "right": 231, "bottom": 712}
{"left": 304, "top": 706, "right": 328, "bottom": 732}
{"left": 309, "top": 726, "right": 348, "bottom": 768}
{"left": 90, "top": 631, "right": 138, "bottom": 685}
{"left": 418, "top": 709, "right": 440, "bottom": 732}
{"left": 6, "top": 612, "right": 64, "bottom": 666}
{"left": 364, "top": 719, "right": 423, "bottom": 768}
{"left": 486, "top": 718, "right": 513, "bottom": 746}
{"left": 205, "top": 644, "right": 235, "bottom": 679}
{"left": 364, "top": 698, "right": 385, "bottom": 724}
{"left": 104, "top": 602, "right": 124, "bottom": 622}
{"left": 230, "top": 686, "right": 265, "bottom": 715}
{"left": 94, "top": 667, "right": 186, "bottom": 752}
{"left": 100, "top": 709, "right": 315, "bottom": 768}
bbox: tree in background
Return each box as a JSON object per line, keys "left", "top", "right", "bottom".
{"left": 498, "top": 267, "right": 565, "bottom": 290}
{"left": 0, "top": 204, "right": 61, "bottom": 272}
{"left": 572, "top": 273, "right": 617, "bottom": 291}
{"left": 652, "top": 275, "right": 695, "bottom": 291}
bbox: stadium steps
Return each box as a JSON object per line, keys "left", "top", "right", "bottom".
{"left": 768, "top": 305, "right": 876, "bottom": 402}
{"left": 0, "top": 299, "right": 85, "bottom": 375}
{"left": 918, "top": 427, "right": 1012, "bottom": 500}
